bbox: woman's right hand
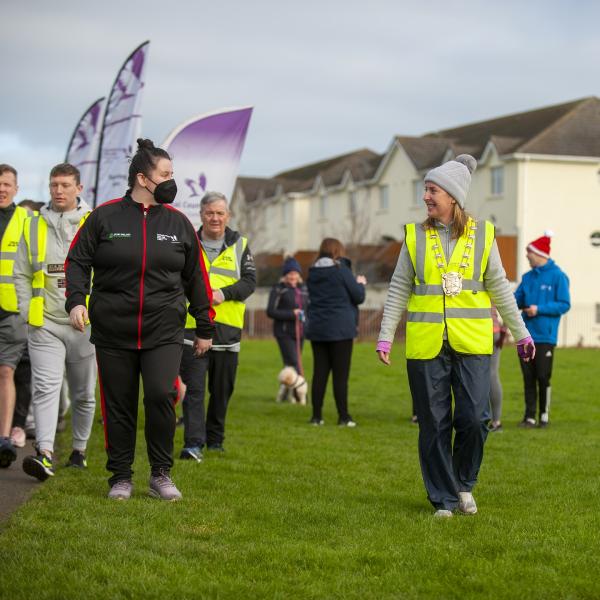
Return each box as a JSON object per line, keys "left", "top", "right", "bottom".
{"left": 356, "top": 274, "right": 367, "bottom": 285}
{"left": 69, "top": 305, "right": 88, "bottom": 332}
{"left": 377, "top": 351, "right": 391, "bottom": 366}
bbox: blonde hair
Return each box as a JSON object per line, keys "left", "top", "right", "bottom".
{"left": 423, "top": 203, "right": 471, "bottom": 239}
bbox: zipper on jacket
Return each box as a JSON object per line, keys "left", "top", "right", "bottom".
{"left": 137, "top": 206, "right": 148, "bottom": 349}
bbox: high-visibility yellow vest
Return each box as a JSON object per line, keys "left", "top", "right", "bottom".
{"left": 0, "top": 206, "right": 28, "bottom": 313}
{"left": 404, "top": 218, "right": 495, "bottom": 359}
{"left": 185, "top": 236, "right": 247, "bottom": 330}
{"left": 24, "top": 212, "right": 90, "bottom": 326}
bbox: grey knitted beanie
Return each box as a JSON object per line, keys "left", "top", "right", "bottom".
{"left": 424, "top": 154, "right": 477, "bottom": 208}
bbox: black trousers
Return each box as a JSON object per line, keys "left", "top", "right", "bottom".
{"left": 407, "top": 343, "right": 490, "bottom": 511}
{"left": 520, "top": 343, "right": 555, "bottom": 421}
{"left": 275, "top": 335, "right": 303, "bottom": 373}
{"left": 179, "top": 337, "right": 208, "bottom": 448}
{"left": 310, "top": 339, "right": 353, "bottom": 421}
{"left": 96, "top": 344, "right": 182, "bottom": 486}
{"left": 12, "top": 351, "right": 31, "bottom": 429}
{"left": 205, "top": 350, "right": 238, "bottom": 447}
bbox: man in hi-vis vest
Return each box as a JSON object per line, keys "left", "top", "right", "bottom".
{"left": 0, "top": 164, "right": 28, "bottom": 469}
{"left": 14, "top": 163, "right": 96, "bottom": 482}
{"left": 178, "top": 191, "right": 255, "bottom": 461}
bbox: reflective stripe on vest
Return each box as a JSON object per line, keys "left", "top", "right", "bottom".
{"left": 0, "top": 206, "right": 28, "bottom": 313}
{"left": 405, "top": 218, "right": 495, "bottom": 359}
{"left": 185, "top": 236, "right": 247, "bottom": 330}
{"left": 24, "top": 212, "right": 90, "bottom": 326}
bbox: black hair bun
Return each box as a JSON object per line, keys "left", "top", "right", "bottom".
{"left": 137, "top": 138, "right": 156, "bottom": 151}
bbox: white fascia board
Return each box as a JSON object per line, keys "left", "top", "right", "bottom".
{"left": 503, "top": 153, "right": 600, "bottom": 164}
{"left": 479, "top": 141, "right": 498, "bottom": 164}
{"left": 442, "top": 147, "right": 454, "bottom": 163}
{"left": 370, "top": 138, "right": 402, "bottom": 182}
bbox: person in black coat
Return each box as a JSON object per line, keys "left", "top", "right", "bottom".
{"left": 305, "top": 238, "right": 366, "bottom": 426}
{"left": 266, "top": 257, "right": 308, "bottom": 375}
{"left": 66, "top": 139, "right": 214, "bottom": 501}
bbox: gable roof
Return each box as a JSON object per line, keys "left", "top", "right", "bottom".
{"left": 418, "top": 97, "right": 600, "bottom": 166}
{"left": 275, "top": 148, "right": 383, "bottom": 187}
{"left": 237, "top": 97, "right": 600, "bottom": 201}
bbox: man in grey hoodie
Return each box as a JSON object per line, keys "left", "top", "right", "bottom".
{"left": 14, "top": 163, "right": 96, "bottom": 481}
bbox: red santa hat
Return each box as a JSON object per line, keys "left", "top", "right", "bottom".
{"left": 527, "top": 230, "right": 554, "bottom": 258}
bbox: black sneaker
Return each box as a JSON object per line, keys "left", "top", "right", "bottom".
{"left": 66, "top": 450, "right": 87, "bottom": 468}
{"left": 0, "top": 436, "right": 17, "bottom": 469}
{"left": 309, "top": 417, "right": 324, "bottom": 426}
{"left": 518, "top": 418, "right": 536, "bottom": 429}
{"left": 23, "top": 451, "right": 55, "bottom": 481}
{"left": 206, "top": 444, "right": 225, "bottom": 452}
{"left": 337, "top": 418, "right": 357, "bottom": 428}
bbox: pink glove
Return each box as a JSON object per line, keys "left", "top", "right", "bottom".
{"left": 376, "top": 340, "right": 392, "bottom": 354}
{"left": 517, "top": 336, "right": 536, "bottom": 361}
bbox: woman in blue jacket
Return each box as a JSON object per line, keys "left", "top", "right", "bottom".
{"left": 305, "top": 238, "right": 366, "bottom": 426}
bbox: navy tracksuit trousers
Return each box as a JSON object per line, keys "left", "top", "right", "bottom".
{"left": 407, "top": 342, "right": 490, "bottom": 511}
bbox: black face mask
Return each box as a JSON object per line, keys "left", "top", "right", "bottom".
{"left": 147, "top": 178, "right": 177, "bottom": 204}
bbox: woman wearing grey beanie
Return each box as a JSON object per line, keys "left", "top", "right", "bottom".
{"left": 376, "top": 154, "right": 535, "bottom": 518}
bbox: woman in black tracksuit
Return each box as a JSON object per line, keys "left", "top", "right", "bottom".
{"left": 65, "top": 139, "right": 214, "bottom": 501}
{"left": 305, "top": 238, "right": 366, "bottom": 427}
{"left": 266, "top": 256, "right": 308, "bottom": 374}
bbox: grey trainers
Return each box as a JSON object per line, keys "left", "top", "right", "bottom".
{"left": 434, "top": 509, "right": 453, "bottom": 518}
{"left": 108, "top": 479, "right": 133, "bottom": 500}
{"left": 458, "top": 491, "right": 478, "bottom": 515}
{"left": 149, "top": 470, "right": 182, "bottom": 501}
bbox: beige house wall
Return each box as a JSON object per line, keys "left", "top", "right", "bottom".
{"left": 515, "top": 156, "right": 600, "bottom": 345}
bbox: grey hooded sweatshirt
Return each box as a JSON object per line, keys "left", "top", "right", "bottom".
{"left": 15, "top": 199, "right": 92, "bottom": 326}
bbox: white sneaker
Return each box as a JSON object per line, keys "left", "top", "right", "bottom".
{"left": 458, "top": 491, "right": 478, "bottom": 515}
{"left": 434, "top": 509, "right": 453, "bottom": 518}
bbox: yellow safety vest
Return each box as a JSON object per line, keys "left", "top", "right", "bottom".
{"left": 0, "top": 206, "right": 28, "bottom": 313}
{"left": 185, "top": 236, "right": 247, "bottom": 330}
{"left": 404, "top": 218, "right": 495, "bottom": 359}
{"left": 24, "top": 212, "right": 90, "bottom": 326}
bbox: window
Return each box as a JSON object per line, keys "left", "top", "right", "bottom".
{"left": 491, "top": 166, "right": 504, "bottom": 196}
{"left": 319, "top": 193, "right": 328, "bottom": 219}
{"left": 379, "top": 185, "right": 389, "bottom": 210}
{"left": 413, "top": 180, "right": 424, "bottom": 205}
{"left": 348, "top": 190, "right": 357, "bottom": 215}
{"left": 281, "top": 200, "right": 288, "bottom": 224}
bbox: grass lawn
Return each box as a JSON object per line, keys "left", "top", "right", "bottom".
{"left": 1, "top": 340, "right": 599, "bottom": 599}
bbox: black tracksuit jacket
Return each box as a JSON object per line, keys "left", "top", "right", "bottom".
{"left": 65, "top": 195, "right": 214, "bottom": 349}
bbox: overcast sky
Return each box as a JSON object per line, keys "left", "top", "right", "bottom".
{"left": 2, "top": 0, "right": 599, "bottom": 200}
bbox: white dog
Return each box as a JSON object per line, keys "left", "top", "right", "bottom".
{"left": 276, "top": 366, "right": 308, "bottom": 405}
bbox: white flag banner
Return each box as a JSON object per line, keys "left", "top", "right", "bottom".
{"left": 95, "top": 41, "right": 149, "bottom": 206}
{"left": 163, "top": 106, "right": 253, "bottom": 228}
{"left": 65, "top": 97, "right": 105, "bottom": 205}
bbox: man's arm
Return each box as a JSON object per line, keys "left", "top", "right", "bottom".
{"left": 221, "top": 242, "right": 256, "bottom": 302}
{"left": 537, "top": 272, "right": 571, "bottom": 316}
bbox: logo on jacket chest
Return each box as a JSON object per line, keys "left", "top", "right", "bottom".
{"left": 540, "top": 284, "right": 553, "bottom": 291}
{"left": 157, "top": 233, "right": 179, "bottom": 243}
{"left": 106, "top": 232, "right": 131, "bottom": 240}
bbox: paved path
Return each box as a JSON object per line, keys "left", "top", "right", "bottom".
{"left": 0, "top": 443, "right": 39, "bottom": 525}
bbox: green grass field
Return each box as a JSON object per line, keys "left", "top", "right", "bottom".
{"left": 1, "top": 341, "right": 599, "bottom": 599}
